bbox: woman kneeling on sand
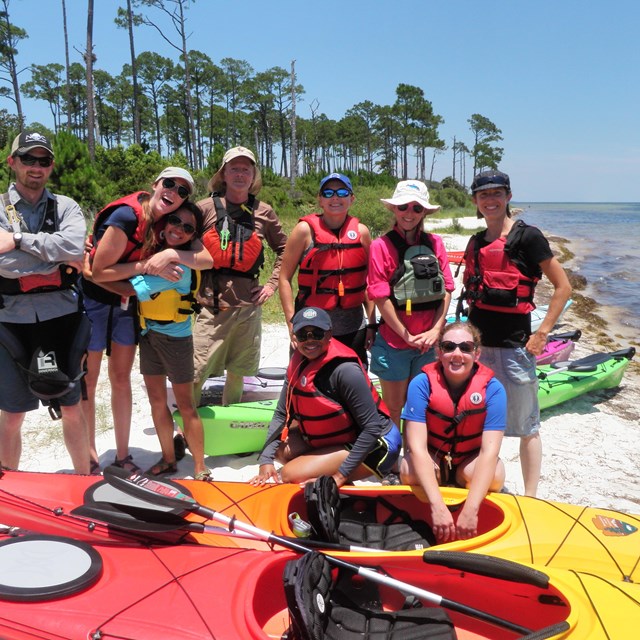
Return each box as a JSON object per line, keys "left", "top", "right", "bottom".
{"left": 400, "top": 321, "right": 506, "bottom": 542}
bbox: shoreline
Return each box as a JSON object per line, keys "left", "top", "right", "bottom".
{"left": 14, "top": 220, "right": 640, "bottom": 513}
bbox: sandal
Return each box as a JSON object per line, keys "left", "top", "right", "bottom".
{"left": 89, "top": 460, "right": 101, "bottom": 476}
{"left": 194, "top": 469, "right": 212, "bottom": 482}
{"left": 145, "top": 457, "right": 178, "bottom": 476}
{"left": 112, "top": 454, "right": 141, "bottom": 474}
{"left": 381, "top": 472, "right": 401, "bottom": 486}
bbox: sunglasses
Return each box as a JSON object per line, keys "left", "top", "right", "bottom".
{"left": 320, "top": 188, "right": 351, "bottom": 199}
{"left": 472, "top": 175, "right": 510, "bottom": 190}
{"left": 162, "top": 177, "right": 190, "bottom": 199}
{"left": 294, "top": 327, "right": 327, "bottom": 342}
{"left": 17, "top": 153, "right": 53, "bottom": 167}
{"left": 439, "top": 340, "right": 476, "bottom": 354}
{"left": 166, "top": 214, "right": 196, "bottom": 235}
{"left": 397, "top": 203, "right": 424, "bottom": 214}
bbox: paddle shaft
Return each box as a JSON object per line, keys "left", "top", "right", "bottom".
{"left": 102, "top": 468, "right": 532, "bottom": 635}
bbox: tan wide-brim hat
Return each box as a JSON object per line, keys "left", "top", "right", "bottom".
{"left": 381, "top": 180, "right": 441, "bottom": 213}
{"left": 208, "top": 146, "right": 262, "bottom": 195}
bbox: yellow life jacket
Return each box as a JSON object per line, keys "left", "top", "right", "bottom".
{"left": 138, "top": 270, "right": 202, "bottom": 330}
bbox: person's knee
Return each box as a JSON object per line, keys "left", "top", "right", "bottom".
{"left": 399, "top": 457, "right": 418, "bottom": 484}
{"left": 0, "top": 411, "right": 26, "bottom": 433}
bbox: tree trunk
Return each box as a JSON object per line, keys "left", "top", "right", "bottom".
{"left": 60, "top": 0, "right": 73, "bottom": 130}
{"left": 0, "top": 1, "right": 24, "bottom": 127}
{"left": 126, "top": 0, "right": 141, "bottom": 145}
{"left": 289, "top": 60, "right": 297, "bottom": 188}
{"left": 85, "top": 0, "right": 95, "bottom": 160}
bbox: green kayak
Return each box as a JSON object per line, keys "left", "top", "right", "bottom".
{"left": 173, "top": 399, "right": 277, "bottom": 457}
{"left": 175, "top": 348, "right": 634, "bottom": 456}
{"left": 537, "top": 347, "right": 635, "bottom": 410}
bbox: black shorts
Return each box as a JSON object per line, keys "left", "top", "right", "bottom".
{"left": 0, "top": 312, "right": 87, "bottom": 411}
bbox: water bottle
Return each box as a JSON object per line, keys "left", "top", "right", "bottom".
{"left": 288, "top": 512, "right": 312, "bottom": 538}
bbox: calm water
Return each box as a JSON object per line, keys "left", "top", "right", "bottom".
{"left": 515, "top": 202, "right": 640, "bottom": 336}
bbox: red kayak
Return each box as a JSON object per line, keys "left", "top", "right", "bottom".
{"left": 0, "top": 527, "right": 618, "bottom": 640}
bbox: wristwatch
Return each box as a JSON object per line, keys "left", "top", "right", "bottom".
{"left": 13, "top": 232, "right": 23, "bottom": 249}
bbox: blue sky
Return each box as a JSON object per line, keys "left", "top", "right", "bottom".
{"left": 4, "top": 0, "right": 639, "bottom": 202}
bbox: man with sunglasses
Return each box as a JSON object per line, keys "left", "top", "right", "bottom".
{"left": 249, "top": 307, "right": 401, "bottom": 488}
{"left": 462, "top": 170, "right": 571, "bottom": 497}
{"left": 0, "top": 130, "right": 91, "bottom": 473}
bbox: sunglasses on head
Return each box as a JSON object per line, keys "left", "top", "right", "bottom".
{"left": 472, "top": 175, "right": 510, "bottom": 190}
{"left": 162, "top": 177, "right": 190, "bottom": 199}
{"left": 17, "top": 153, "right": 53, "bottom": 167}
{"left": 294, "top": 327, "right": 327, "bottom": 342}
{"left": 439, "top": 340, "right": 476, "bottom": 354}
{"left": 397, "top": 203, "right": 424, "bottom": 213}
{"left": 166, "top": 214, "right": 196, "bottom": 235}
{"left": 320, "top": 188, "right": 351, "bottom": 199}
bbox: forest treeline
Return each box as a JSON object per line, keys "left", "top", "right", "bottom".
{"left": 0, "top": 0, "right": 503, "bottom": 221}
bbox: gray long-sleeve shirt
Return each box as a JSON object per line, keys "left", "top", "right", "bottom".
{"left": 259, "top": 359, "right": 394, "bottom": 478}
{"left": 0, "top": 184, "right": 86, "bottom": 322}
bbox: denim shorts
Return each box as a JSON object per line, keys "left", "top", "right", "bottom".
{"left": 369, "top": 333, "right": 436, "bottom": 382}
{"left": 84, "top": 295, "right": 137, "bottom": 351}
{"left": 479, "top": 346, "right": 540, "bottom": 437}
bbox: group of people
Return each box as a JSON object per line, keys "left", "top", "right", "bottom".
{"left": 0, "top": 129, "right": 571, "bottom": 537}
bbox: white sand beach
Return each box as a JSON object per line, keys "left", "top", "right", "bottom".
{"left": 15, "top": 219, "right": 640, "bottom": 514}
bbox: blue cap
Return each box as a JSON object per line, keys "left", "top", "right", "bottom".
{"left": 319, "top": 173, "right": 353, "bottom": 193}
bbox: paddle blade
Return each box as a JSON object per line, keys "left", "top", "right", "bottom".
{"left": 72, "top": 501, "right": 195, "bottom": 533}
{"left": 102, "top": 466, "right": 200, "bottom": 512}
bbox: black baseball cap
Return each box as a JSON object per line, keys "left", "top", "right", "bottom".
{"left": 11, "top": 131, "right": 55, "bottom": 157}
{"left": 471, "top": 170, "right": 510, "bottom": 193}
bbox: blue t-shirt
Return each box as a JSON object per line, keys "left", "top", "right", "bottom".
{"left": 130, "top": 267, "right": 193, "bottom": 337}
{"left": 401, "top": 372, "right": 506, "bottom": 432}
{"left": 97, "top": 205, "right": 139, "bottom": 241}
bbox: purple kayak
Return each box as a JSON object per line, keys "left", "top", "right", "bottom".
{"left": 536, "top": 329, "right": 581, "bottom": 365}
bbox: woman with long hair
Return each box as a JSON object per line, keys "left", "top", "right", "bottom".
{"left": 82, "top": 168, "right": 212, "bottom": 474}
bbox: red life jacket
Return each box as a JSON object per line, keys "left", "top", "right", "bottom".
{"left": 462, "top": 221, "right": 539, "bottom": 314}
{"left": 295, "top": 214, "right": 367, "bottom": 310}
{"left": 287, "top": 340, "right": 389, "bottom": 448}
{"left": 201, "top": 195, "right": 264, "bottom": 278}
{"left": 423, "top": 361, "right": 494, "bottom": 465}
{"left": 83, "top": 192, "right": 149, "bottom": 306}
{"left": 89, "top": 192, "right": 149, "bottom": 264}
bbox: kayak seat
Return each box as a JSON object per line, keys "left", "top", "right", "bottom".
{"left": 305, "top": 477, "right": 435, "bottom": 552}
{"left": 338, "top": 496, "right": 436, "bottom": 551}
{"left": 283, "top": 550, "right": 456, "bottom": 640}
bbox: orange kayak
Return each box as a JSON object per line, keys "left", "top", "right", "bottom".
{"left": 0, "top": 470, "right": 638, "bottom": 585}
